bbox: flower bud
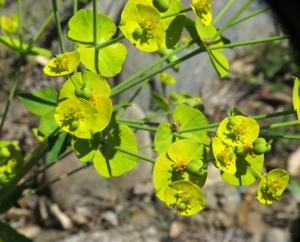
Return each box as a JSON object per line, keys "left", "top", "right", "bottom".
{"left": 153, "top": 0, "right": 171, "bottom": 13}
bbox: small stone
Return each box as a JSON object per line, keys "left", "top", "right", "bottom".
{"left": 287, "top": 146, "right": 300, "bottom": 177}
{"left": 263, "top": 228, "right": 289, "bottom": 242}
{"left": 17, "top": 225, "right": 41, "bottom": 239}
{"left": 143, "top": 226, "right": 157, "bottom": 237}
{"left": 102, "top": 211, "right": 119, "bottom": 227}
{"left": 169, "top": 221, "right": 184, "bottom": 239}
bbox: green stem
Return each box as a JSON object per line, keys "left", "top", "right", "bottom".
{"left": 93, "top": 0, "right": 97, "bottom": 46}
{"left": 118, "top": 119, "right": 160, "bottom": 126}
{"left": 144, "top": 111, "right": 173, "bottom": 120}
{"left": 161, "top": 7, "right": 192, "bottom": 19}
{"left": 17, "top": 0, "right": 23, "bottom": 50}
{"left": 52, "top": 0, "right": 65, "bottom": 53}
{"left": 23, "top": 150, "right": 73, "bottom": 184}
{"left": 260, "top": 120, "right": 299, "bottom": 130}
{"left": 95, "top": 34, "right": 125, "bottom": 50}
{"left": 68, "top": 74, "right": 79, "bottom": 88}
{"left": 0, "top": 55, "right": 25, "bottom": 135}
{"left": 213, "top": 0, "right": 236, "bottom": 25}
{"left": 243, "top": 157, "right": 263, "bottom": 179}
{"left": 207, "top": 129, "right": 217, "bottom": 133}
{"left": 211, "top": 0, "right": 254, "bottom": 42}
{"left": 209, "top": 35, "right": 289, "bottom": 51}
{"left": 138, "top": 143, "right": 154, "bottom": 150}
{"left": 26, "top": 1, "right": 64, "bottom": 53}
{"left": 23, "top": 163, "right": 86, "bottom": 198}
{"left": 229, "top": 6, "right": 271, "bottom": 27}
{"left": 110, "top": 48, "right": 205, "bottom": 97}
{"left": 104, "top": 141, "right": 156, "bottom": 164}
{"left": 73, "top": 0, "right": 78, "bottom": 73}
{"left": 173, "top": 132, "right": 209, "bottom": 147}
{"left": 177, "top": 123, "right": 220, "bottom": 134}
{"left": 122, "top": 123, "right": 157, "bottom": 132}
{"left": 259, "top": 134, "right": 300, "bottom": 140}
{"left": 0, "top": 142, "right": 48, "bottom": 203}
{"left": 111, "top": 38, "right": 199, "bottom": 92}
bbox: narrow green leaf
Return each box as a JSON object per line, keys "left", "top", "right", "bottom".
{"left": 48, "top": 132, "right": 70, "bottom": 163}
{"left": 150, "top": 91, "right": 170, "bottom": 111}
{"left": 113, "top": 101, "right": 132, "bottom": 112}
{"left": 38, "top": 108, "right": 59, "bottom": 137}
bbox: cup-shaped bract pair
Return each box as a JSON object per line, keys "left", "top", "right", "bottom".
{"left": 119, "top": 0, "right": 186, "bottom": 52}
{"left": 191, "top": 0, "right": 213, "bottom": 27}
{"left": 0, "top": 14, "right": 18, "bottom": 35}
{"left": 0, "top": 141, "right": 23, "bottom": 184}
{"left": 153, "top": 139, "right": 207, "bottom": 206}
{"left": 43, "top": 51, "right": 80, "bottom": 76}
{"left": 256, "top": 169, "right": 289, "bottom": 205}
{"left": 55, "top": 71, "right": 112, "bottom": 139}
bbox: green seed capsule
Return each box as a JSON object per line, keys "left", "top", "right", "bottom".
{"left": 177, "top": 202, "right": 186, "bottom": 211}
{"left": 169, "top": 91, "right": 179, "bottom": 101}
{"left": 275, "top": 191, "right": 280, "bottom": 198}
{"left": 252, "top": 138, "right": 270, "bottom": 155}
{"left": 82, "top": 88, "right": 93, "bottom": 100}
{"left": 71, "top": 120, "right": 80, "bottom": 130}
{"left": 0, "top": 147, "right": 11, "bottom": 158}
{"left": 185, "top": 159, "right": 204, "bottom": 177}
{"left": 229, "top": 117, "right": 238, "bottom": 126}
{"left": 153, "top": 0, "right": 171, "bottom": 13}
{"left": 83, "top": 82, "right": 92, "bottom": 90}
{"left": 133, "top": 27, "right": 144, "bottom": 37}
{"left": 75, "top": 87, "right": 83, "bottom": 98}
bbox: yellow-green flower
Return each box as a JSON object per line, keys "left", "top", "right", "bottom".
{"left": 54, "top": 98, "right": 99, "bottom": 139}
{"left": 43, "top": 51, "right": 80, "bottom": 76}
{"left": 181, "top": 36, "right": 195, "bottom": 48}
{"left": 218, "top": 115, "right": 259, "bottom": 146}
{"left": 0, "top": 0, "right": 5, "bottom": 5}
{"left": 57, "top": 71, "right": 113, "bottom": 136}
{"left": 165, "top": 180, "right": 205, "bottom": 216}
{"left": 292, "top": 76, "right": 300, "bottom": 124}
{"left": 0, "top": 14, "right": 18, "bottom": 35}
{"left": 256, "top": 169, "right": 289, "bottom": 205}
{"left": 126, "top": 4, "right": 166, "bottom": 52}
{"left": 0, "top": 141, "right": 24, "bottom": 184}
{"left": 158, "top": 73, "right": 176, "bottom": 84}
{"left": 191, "top": 0, "right": 213, "bottom": 26}
{"left": 211, "top": 137, "right": 237, "bottom": 174}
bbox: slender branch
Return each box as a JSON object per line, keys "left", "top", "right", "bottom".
{"left": 161, "top": 7, "right": 192, "bottom": 19}
{"left": 229, "top": 6, "right": 271, "bottom": 27}
{"left": 23, "top": 163, "right": 86, "bottom": 198}
{"left": 173, "top": 133, "right": 210, "bottom": 147}
{"left": 138, "top": 143, "right": 154, "bottom": 150}
{"left": 118, "top": 119, "right": 160, "bottom": 126}
{"left": 104, "top": 141, "right": 156, "bottom": 164}
{"left": 26, "top": 1, "right": 64, "bottom": 53}
{"left": 93, "top": 0, "right": 97, "bottom": 46}
{"left": 144, "top": 111, "right": 173, "bottom": 120}
{"left": 211, "top": 0, "right": 254, "bottom": 42}
{"left": 17, "top": 0, "right": 23, "bottom": 49}
{"left": 243, "top": 157, "right": 263, "bottom": 179}
{"left": 95, "top": 34, "right": 125, "bottom": 50}
{"left": 260, "top": 120, "right": 299, "bottom": 130}
{"left": 0, "top": 55, "right": 25, "bottom": 135}
{"left": 259, "top": 134, "right": 300, "bottom": 140}
{"left": 52, "top": 0, "right": 65, "bottom": 53}
{"left": 209, "top": 35, "right": 289, "bottom": 51}
{"left": 111, "top": 38, "right": 199, "bottom": 92}
{"left": 213, "top": 0, "right": 236, "bottom": 25}
{"left": 73, "top": 0, "right": 78, "bottom": 73}
{"left": 121, "top": 123, "right": 157, "bottom": 132}
{"left": 110, "top": 48, "right": 205, "bottom": 97}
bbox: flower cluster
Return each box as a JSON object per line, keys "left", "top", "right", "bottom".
{"left": 0, "top": 14, "right": 18, "bottom": 35}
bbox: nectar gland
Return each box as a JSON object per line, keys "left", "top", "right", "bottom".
{"left": 54, "top": 52, "right": 72, "bottom": 70}
{"left": 139, "top": 15, "right": 160, "bottom": 38}
{"left": 172, "top": 157, "right": 190, "bottom": 173}
{"left": 196, "top": 0, "right": 213, "bottom": 13}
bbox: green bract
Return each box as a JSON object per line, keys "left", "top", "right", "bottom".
{"left": 119, "top": 0, "right": 186, "bottom": 51}
{"left": 191, "top": 0, "right": 213, "bottom": 27}
{"left": 94, "top": 124, "right": 139, "bottom": 177}
{"left": 54, "top": 98, "right": 98, "bottom": 139}
{"left": 153, "top": 139, "right": 207, "bottom": 202}
{"left": 218, "top": 116, "right": 259, "bottom": 146}
{"left": 256, "top": 169, "right": 289, "bottom": 205}
{"left": 195, "top": 20, "right": 229, "bottom": 78}
{"left": 292, "top": 76, "right": 300, "bottom": 124}
{"left": 0, "top": 141, "right": 23, "bottom": 184}
{"left": 154, "top": 104, "right": 208, "bottom": 155}
{"left": 43, "top": 51, "right": 80, "bottom": 76}
{"left": 164, "top": 180, "right": 205, "bottom": 216}
{"left": 67, "top": 9, "right": 127, "bottom": 77}
{"left": 211, "top": 137, "right": 237, "bottom": 174}
{"left": 0, "top": 36, "right": 52, "bottom": 57}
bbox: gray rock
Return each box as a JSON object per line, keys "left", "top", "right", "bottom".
{"left": 102, "top": 211, "right": 119, "bottom": 227}
{"left": 263, "top": 228, "right": 290, "bottom": 242}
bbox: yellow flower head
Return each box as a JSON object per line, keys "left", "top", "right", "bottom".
{"left": 196, "top": 0, "right": 213, "bottom": 13}
{"left": 0, "top": 14, "right": 18, "bottom": 35}
{"left": 191, "top": 0, "right": 213, "bottom": 26}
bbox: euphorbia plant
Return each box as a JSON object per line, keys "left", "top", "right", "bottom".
{"left": 0, "top": 0, "right": 298, "bottom": 239}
